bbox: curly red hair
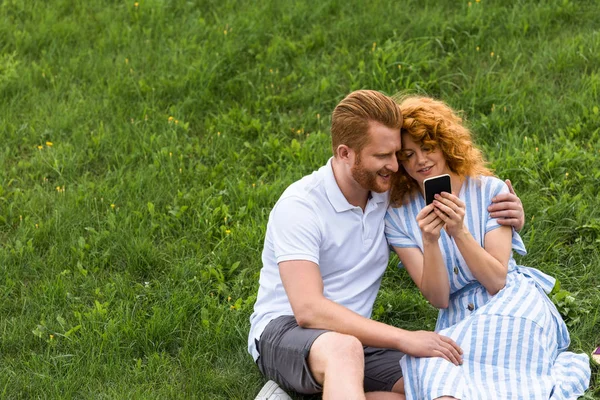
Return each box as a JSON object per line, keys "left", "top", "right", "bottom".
{"left": 390, "top": 96, "right": 493, "bottom": 206}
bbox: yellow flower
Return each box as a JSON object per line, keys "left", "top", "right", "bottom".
{"left": 46, "top": 141, "right": 53, "bottom": 147}
{"left": 168, "top": 116, "right": 174, "bottom": 122}
{"left": 476, "top": 0, "right": 480, "bottom": 2}
{"left": 56, "top": 186, "right": 61, "bottom": 192}
{"left": 565, "top": 172, "right": 569, "bottom": 178}
{"left": 476, "top": 46, "right": 480, "bottom": 51}
{"left": 134, "top": 2, "right": 139, "bottom": 7}
{"left": 37, "top": 145, "right": 43, "bottom": 150}
{"left": 217, "top": 131, "right": 221, "bottom": 136}
{"left": 227, "top": 296, "right": 232, "bottom": 301}
{"left": 225, "top": 229, "right": 231, "bottom": 235}
{"left": 49, "top": 334, "right": 54, "bottom": 340}
{"left": 110, "top": 204, "right": 116, "bottom": 209}
{"left": 224, "top": 30, "right": 228, "bottom": 35}
{"left": 490, "top": 52, "right": 494, "bottom": 57}
{"left": 35, "top": 224, "right": 39, "bottom": 229}
{"left": 468, "top": 1, "right": 472, "bottom": 6}
{"left": 252, "top": 183, "right": 256, "bottom": 188}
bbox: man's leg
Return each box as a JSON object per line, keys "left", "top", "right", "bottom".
{"left": 307, "top": 331, "right": 366, "bottom": 399}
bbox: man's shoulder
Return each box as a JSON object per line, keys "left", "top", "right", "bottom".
{"left": 278, "top": 164, "right": 329, "bottom": 204}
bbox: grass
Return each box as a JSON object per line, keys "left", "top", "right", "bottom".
{"left": 0, "top": 0, "right": 599, "bottom": 398}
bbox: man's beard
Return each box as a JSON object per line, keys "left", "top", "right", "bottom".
{"left": 351, "top": 156, "right": 392, "bottom": 193}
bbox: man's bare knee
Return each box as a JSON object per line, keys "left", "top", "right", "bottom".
{"left": 307, "top": 332, "right": 363, "bottom": 383}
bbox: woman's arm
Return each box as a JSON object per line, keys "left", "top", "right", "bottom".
{"left": 392, "top": 203, "right": 451, "bottom": 308}
{"left": 433, "top": 192, "right": 512, "bottom": 295}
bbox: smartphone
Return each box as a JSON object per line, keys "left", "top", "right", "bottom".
{"left": 424, "top": 174, "right": 452, "bottom": 205}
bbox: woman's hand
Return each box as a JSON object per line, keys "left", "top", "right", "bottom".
{"left": 417, "top": 204, "right": 445, "bottom": 243}
{"left": 432, "top": 192, "right": 466, "bottom": 238}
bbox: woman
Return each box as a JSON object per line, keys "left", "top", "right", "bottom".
{"left": 385, "top": 96, "right": 590, "bottom": 399}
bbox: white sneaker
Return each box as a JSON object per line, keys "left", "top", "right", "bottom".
{"left": 254, "top": 380, "right": 293, "bottom": 400}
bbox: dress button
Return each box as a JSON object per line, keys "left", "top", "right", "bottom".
{"left": 467, "top": 303, "right": 475, "bottom": 311}
{"left": 453, "top": 266, "right": 459, "bottom": 275}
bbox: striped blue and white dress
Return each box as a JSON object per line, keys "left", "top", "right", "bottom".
{"left": 385, "top": 175, "right": 590, "bottom": 400}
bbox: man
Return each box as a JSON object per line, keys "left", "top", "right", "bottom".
{"left": 249, "top": 90, "right": 524, "bottom": 400}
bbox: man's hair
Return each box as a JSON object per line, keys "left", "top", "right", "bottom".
{"left": 390, "top": 96, "right": 493, "bottom": 205}
{"left": 331, "top": 90, "right": 403, "bottom": 155}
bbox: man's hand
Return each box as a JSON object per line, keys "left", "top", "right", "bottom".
{"left": 401, "top": 330, "right": 463, "bottom": 365}
{"left": 488, "top": 179, "right": 525, "bottom": 232}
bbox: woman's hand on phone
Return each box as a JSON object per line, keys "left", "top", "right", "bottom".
{"left": 417, "top": 204, "right": 445, "bottom": 243}
{"left": 432, "top": 192, "right": 466, "bottom": 238}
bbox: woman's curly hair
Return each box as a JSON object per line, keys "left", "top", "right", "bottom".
{"left": 390, "top": 96, "right": 493, "bottom": 206}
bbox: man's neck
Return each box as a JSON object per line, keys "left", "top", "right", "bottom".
{"left": 331, "top": 157, "right": 369, "bottom": 210}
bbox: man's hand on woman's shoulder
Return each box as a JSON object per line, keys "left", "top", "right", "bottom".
{"left": 488, "top": 179, "right": 525, "bottom": 232}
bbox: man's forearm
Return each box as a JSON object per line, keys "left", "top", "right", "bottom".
{"left": 295, "top": 296, "right": 408, "bottom": 351}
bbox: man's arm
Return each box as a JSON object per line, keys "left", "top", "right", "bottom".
{"left": 488, "top": 179, "right": 525, "bottom": 231}
{"left": 279, "top": 259, "right": 463, "bottom": 365}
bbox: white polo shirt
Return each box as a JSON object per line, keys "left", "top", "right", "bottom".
{"left": 248, "top": 158, "right": 391, "bottom": 361}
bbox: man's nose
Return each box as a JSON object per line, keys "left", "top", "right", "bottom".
{"left": 389, "top": 155, "right": 399, "bottom": 172}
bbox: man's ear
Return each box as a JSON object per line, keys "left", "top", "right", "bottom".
{"left": 336, "top": 144, "right": 353, "bottom": 162}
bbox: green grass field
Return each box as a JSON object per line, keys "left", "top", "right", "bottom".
{"left": 1, "top": 0, "right": 599, "bottom": 398}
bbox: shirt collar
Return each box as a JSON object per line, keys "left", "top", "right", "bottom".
{"left": 324, "top": 157, "right": 389, "bottom": 212}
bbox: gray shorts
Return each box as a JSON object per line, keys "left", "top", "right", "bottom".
{"left": 255, "top": 315, "right": 404, "bottom": 395}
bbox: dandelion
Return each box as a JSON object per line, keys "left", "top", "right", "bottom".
{"left": 19, "top": 215, "right": 22, "bottom": 222}
{"left": 179, "top": 168, "right": 182, "bottom": 173}
{"left": 398, "top": 65, "right": 402, "bottom": 69}
{"left": 217, "top": 131, "right": 221, "bottom": 136}
{"left": 535, "top": 147, "right": 539, "bottom": 152}
{"left": 565, "top": 172, "right": 569, "bottom": 178}
{"left": 111, "top": 204, "right": 116, "bottom": 209}
{"left": 168, "top": 116, "right": 174, "bottom": 122}
{"left": 175, "top": 120, "right": 179, "bottom": 125}
{"left": 35, "top": 224, "right": 39, "bottom": 229}
{"left": 49, "top": 334, "right": 54, "bottom": 340}
{"left": 476, "top": 0, "right": 480, "bottom": 2}
{"left": 230, "top": 305, "right": 236, "bottom": 310}
{"left": 46, "top": 141, "right": 53, "bottom": 147}
{"left": 468, "top": 1, "right": 472, "bottom": 6}
{"left": 227, "top": 296, "right": 232, "bottom": 302}
{"left": 372, "top": 42, "right": 377, "bottom": 52}
{"left": 269, "top": 69, "right": 273, "bottom": 73}
{"left": 224, "top": 30, "right": 227, "bottom": 35}
{"left": 225, "top": 229, "right": 231, "bottom": 235}
{"left": 37, "top": 145, "right": 43, "bottom": 150}
{"left": 476, "top": 46, "right": 480, "bottom": 51}
{"left": 169, "top": 152, "right": 172, "bottom": 158}
{"left": 252, "top": 183, "right": 256, "bottom": 188}
{"left": 490, "top": 52, "right": 494, "bottom": 57}
{"left": 134, "top": 2, "right": 138, "bottom": 7}
{"left": 56, "top": 186, "right": 61, "bottom": 192}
